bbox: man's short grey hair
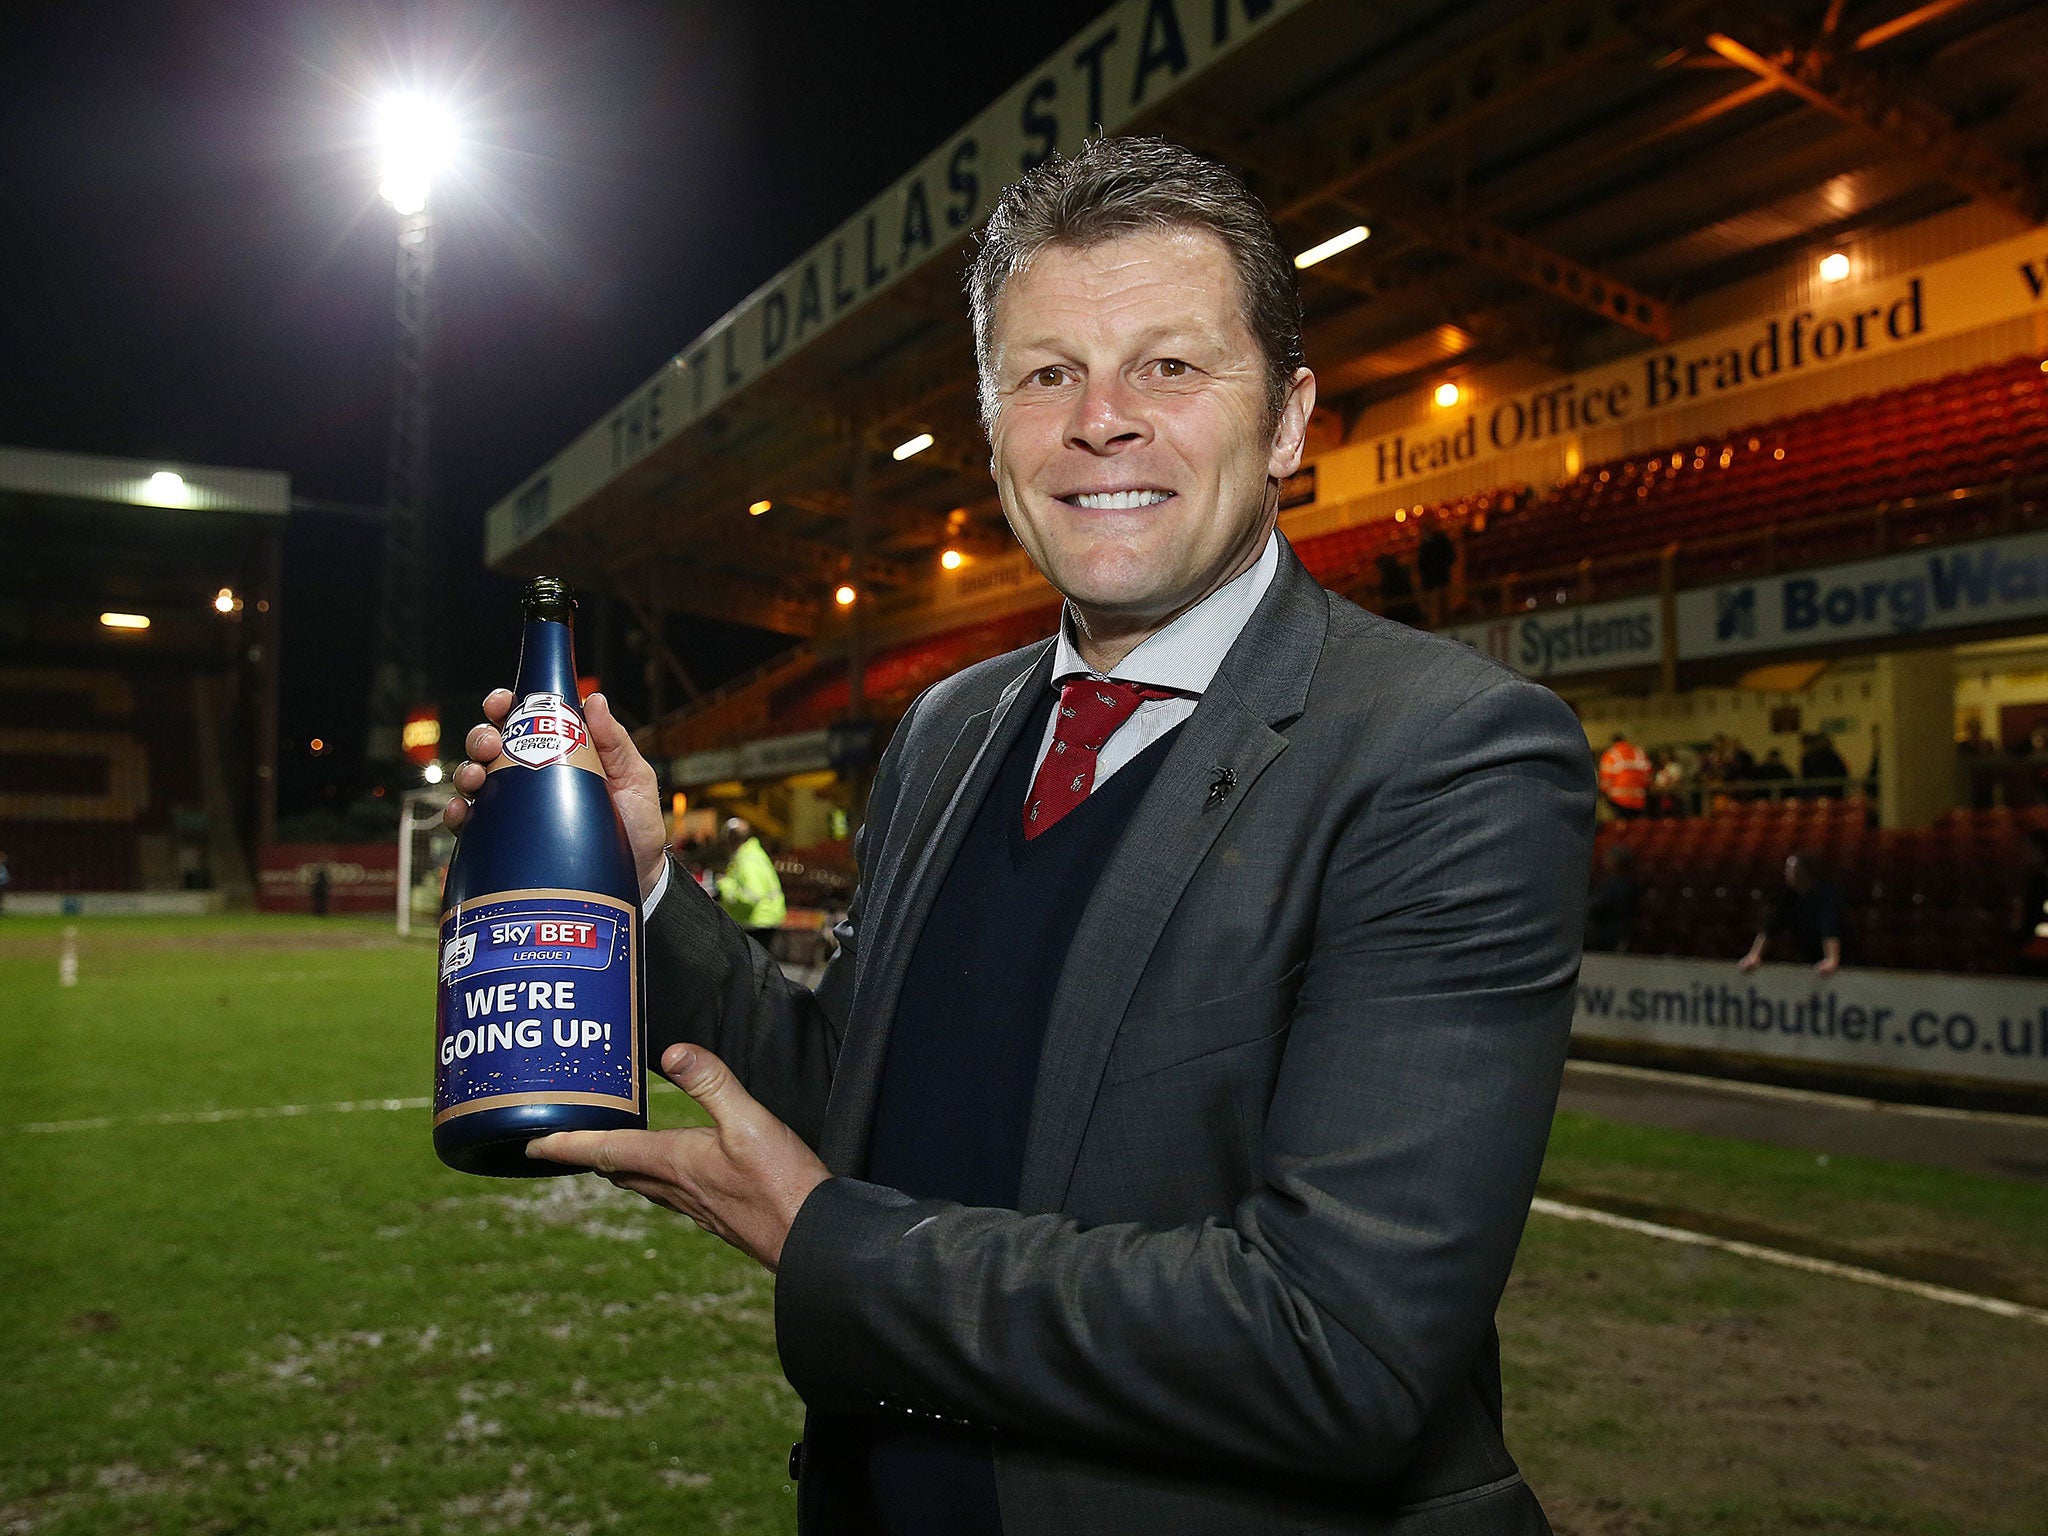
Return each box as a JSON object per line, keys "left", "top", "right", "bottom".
{"left": 966, "top": 136, "right": 1304, "bottom": 430}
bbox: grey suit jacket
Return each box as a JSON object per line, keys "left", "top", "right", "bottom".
{"left": 645, "top": 538, "right": 1596, "bottom": 1534}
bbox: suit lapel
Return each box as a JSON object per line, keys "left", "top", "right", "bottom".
{"left": 1018, "top": 543, "right": 1329, "bottom": 1213}
{"left": 821, "top": 641, "right": 1055, "bottom": 1173}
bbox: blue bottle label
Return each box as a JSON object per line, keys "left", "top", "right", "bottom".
{"left": 433, "top": 888, "right": 641, "bottom": 1126}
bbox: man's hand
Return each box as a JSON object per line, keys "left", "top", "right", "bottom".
{"left": 525, "top": 1044, "right": 830, "bottom": 1273}
{"left": 442, "top": 689, "right": 669, "bottom": 900}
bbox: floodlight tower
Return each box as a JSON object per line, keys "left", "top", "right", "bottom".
{"left": 368, "top": 93, "right": 453, "bottom": 766}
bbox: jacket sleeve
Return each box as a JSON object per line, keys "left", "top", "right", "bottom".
{"left": 772, "top": 675, "right": 1596, "bottom": 1483}
{"left": 641, "top": 708, "right": 917, "bottom": 1150}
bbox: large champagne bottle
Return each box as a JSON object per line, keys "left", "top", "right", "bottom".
{"left": 432, "top": 577, "right": 646, "bottom": 1176}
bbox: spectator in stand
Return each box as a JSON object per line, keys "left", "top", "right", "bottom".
{"left": 1738, "top": 850, "right": 1842, "bottom": 977}
{"left": 1415, "top": 523, "right": 1455, "bottom": 594}
{"left": 1799, "top": 731, "right": 1851, "bottom": 798}
{"left": 1957, "top": 716, "right": 2000, "bottom": 809}
{"left": 1583, "top": 844, "right": 1640, "bottom": 953}
{"left": 2021, "top": 724, "right": 2048, "bottom": 808}
{"left": 1373, "top": 551, "right": 1423, "bottom": 626}
{"left": 715, "top": 816, "right": 787, "bottom": 946}
{"left": 1596, "top": 732, "right": 1651, "bottom": 819}
{"left": 1703, "top": 733, "right": 1756, "bottom": 801}
{"left": 1751, "top": 748, "right": 1795, "bottom": 797}
{"left": 2015, "top": 829, "right": 2048, "bottom": 977}
{"left": 1649, "top": 748, "right": 1690, "bottom": 818}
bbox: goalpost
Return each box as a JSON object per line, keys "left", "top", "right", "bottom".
{"left": 395, "top": 788, "right": 452, "bottom": 939}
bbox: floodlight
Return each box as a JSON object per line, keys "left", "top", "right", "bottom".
{"left": 749, "top": 499, "right": 772, "bottom": 516}
{"left": 377, "top": 93, "right": 457, "bottom": 216}
{"left": 1819, "top": 252, "right": 1850, "bottom": 283}
{"left": 834, "top": 585, "right": 858, "bottom": 606}
{"left": 892, "top": 432, "right": 934, "bottom": 462}
{"left": 100, "top": 612, "right": 150, "bottom": 631}
{"left": 423, "top": 761, "right": 445, "bottom": 784}
{"left": 149, "top": 470, "right": 184, "bottom": 495}
{"left": 215, "top": 587, "right": 237, "bottom": 614}
{"left": 940, "top": 549, "right": 964, "bottom": 570}
{"left": 1293, "top": 225, "right": 1369, "bottom": 270}
{"left": 1434, "top": 381, "right": 1462, "bottom": 408}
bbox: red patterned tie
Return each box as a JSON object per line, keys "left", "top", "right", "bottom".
{"left": 1024, "top": 677, "right": 1177, "bottom": 840}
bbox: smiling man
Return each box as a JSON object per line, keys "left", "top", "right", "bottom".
{"left": 450, "top": 136, "right": 1595, "bottom": 1535}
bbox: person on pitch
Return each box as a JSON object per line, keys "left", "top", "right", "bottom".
{"left": 449, "top": 136, "right": 1594, "bottom": 1535}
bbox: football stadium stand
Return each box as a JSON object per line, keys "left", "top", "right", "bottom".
{"left": 476, "top": 0, "right": 2048, "bottom": 1019}
{"left": 0, "top": 447, "right": 285, "bottom": 907}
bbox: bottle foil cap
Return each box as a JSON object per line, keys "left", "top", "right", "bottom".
{"left": 521, "top": 576, "right": 576, "bottom": 621}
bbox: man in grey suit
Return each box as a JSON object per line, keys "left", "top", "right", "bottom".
{"left": 452, "top": 137, "right": 1594, "bottom": 1534}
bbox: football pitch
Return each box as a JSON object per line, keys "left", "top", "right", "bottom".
{"left": 3, "top": 914, "right": 2043, "bottom": 1535}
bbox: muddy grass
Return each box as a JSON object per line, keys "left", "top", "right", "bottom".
{"left": 1505, "top": 1210, "right": 2048, "bottom": 1535}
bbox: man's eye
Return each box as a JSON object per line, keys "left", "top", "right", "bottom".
{"left": 1030, "top": 366, "right": 1069, "bottom": 387}
{"left": 1155, "top": 359, "right": 1189, "bottom": 378}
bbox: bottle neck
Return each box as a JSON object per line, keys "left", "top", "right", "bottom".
{"left": 511, "top": 618, "right": 581, "bottom": 703}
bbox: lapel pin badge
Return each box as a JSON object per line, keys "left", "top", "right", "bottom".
{"left": 1205, "top": 766, "right": 1236, "bottom": 807}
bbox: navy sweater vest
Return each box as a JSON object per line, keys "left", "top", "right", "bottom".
{"left": 856, "top": 687, "right": 1181, "bottom": 1534}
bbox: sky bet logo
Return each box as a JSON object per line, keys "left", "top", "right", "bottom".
{"left": 441, "top": 909, "right": 617, "bottom": 983}
{"left": 488, "top": 920, "right": 600, "bottom": 948}
{"left": 500, "top": 692, "right": 589, "bottom": 769}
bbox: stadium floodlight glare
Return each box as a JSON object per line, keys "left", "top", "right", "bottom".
{"left": 422, "top": 760, "right": 445, "bottom": 784}
{"left": 1434, "top": 381, "right": 1462, "bottom": 408}
{"left": 892, "top": 432, "right": 935, "bottom": 462}
{"left": 1819, "top": 251, "right": 1850, "bottom": 283}
{"left": 1293, "top": 225, "right": 1369, "bottom": 270}
{"left": 749, "top": 499, "right": 772, "bottom": 516}
{"left": 100, "top": 611, "right": 150, "bottom": 631}
{"left": 834, "top": 584, "right": 858, "bottom": 606}
{"left": 214, "top": 587, "right": 236, "bottom": 614}
{"left": 377, "top": 92, "right": 458, "bottom": 216}
{"left": 940, "top": 549, "right": 965, "bottom": 571}
{"left": 148, "top": 470, "right": 185, "bottom": 495}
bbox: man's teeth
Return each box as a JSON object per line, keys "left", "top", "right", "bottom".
{"left": 1069, "top": 489, "right": 1172, "bottom": 510}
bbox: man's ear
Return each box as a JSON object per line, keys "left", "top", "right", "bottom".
{"left": 1266, "top": 366, "right": 1318, "bottom": 480}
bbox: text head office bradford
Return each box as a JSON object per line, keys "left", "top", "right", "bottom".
{"left": 448, "top": 137, "right": 1595, "bottom": 1536}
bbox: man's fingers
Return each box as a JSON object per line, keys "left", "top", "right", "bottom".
{"left": 452, "top": 760, "right": 485, "bottom": 795}
{"left": 466, "top": 722, "right": 504, "bottom": 764}
{"left": 660, "top": 1044, "right": 758, "bottom": 1127}
{"left": 442, "top": 795, "right": 469, "bottom": 832}
{"left": 483, "top": 688, "right": 514, "bottom": 723}
{"left": 583, "top": 693, "right": 649, "bottom": 782}
{"left": 526, "top": 1128, "right": 668, "bottom": 1175}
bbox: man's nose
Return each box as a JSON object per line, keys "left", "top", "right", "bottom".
{"left": 1064, "top": 374, "right": 1151, "bottom": 453}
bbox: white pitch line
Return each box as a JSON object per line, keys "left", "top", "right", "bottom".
{"left": 1563, "top": 1059, "right": 2048, "bottom": 1127}
{"left": 1530, "top": 1196, "right": 2048, "bottom": 1326}
{"left": 17, "top": 1097, "right": 432, "bottom": 1134}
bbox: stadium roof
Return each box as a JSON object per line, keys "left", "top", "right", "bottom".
{"left": 0, "top": 445, "right": 290, "bottom": 517}
{"left": 481, "top": 0, "right": 2048, "bottom": 645}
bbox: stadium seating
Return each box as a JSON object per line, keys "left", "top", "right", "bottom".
{"left": 1597, "top": 800, "right": 2048, "bottom": 974}
{"left": 1468, "top": 355, "right": 2048, "bottom": 592}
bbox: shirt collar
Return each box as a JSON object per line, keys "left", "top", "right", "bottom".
{"left": 1049, "top": 529, "right": 1279, "bottom": 695}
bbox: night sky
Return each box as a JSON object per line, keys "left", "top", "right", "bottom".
{"left": 0, "top": 0, "right": 1107, "bottom": 815}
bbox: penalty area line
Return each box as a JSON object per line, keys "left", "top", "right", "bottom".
{"left": 1530, "top": 1196, "right": 2048, "bottom": 1326}
{"left": 17, "top": 1097, "right": 432, "bottom": 1134}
